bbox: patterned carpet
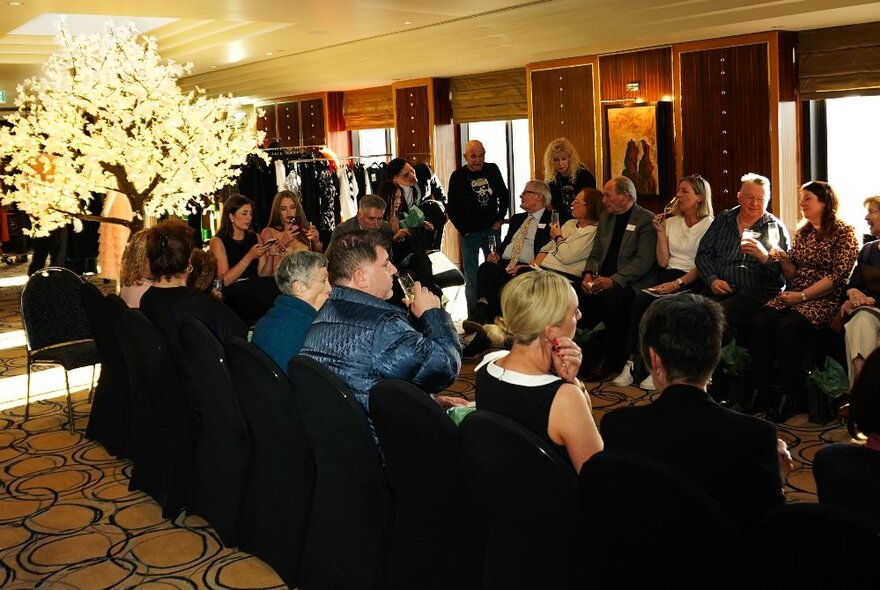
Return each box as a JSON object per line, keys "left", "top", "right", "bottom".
{"left": 0, "top": 262, "right": 852, "bottom": 587}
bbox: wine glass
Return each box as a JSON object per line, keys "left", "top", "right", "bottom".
{"left": 550, "top": 211, "right": 560, "bottom": 227}
{"left": 737, "top": 229, "right": 759, "bottom": 268}
{"left": 487, "top": 235, "right": 497, "bottom": 256}
{"left": 397, "top": 270, "right": 416, "bottom": 301}
{"left": 663, "top": 197, "right": 678, "bottom": 218}
{"left": 766, "top": 221, "right": 780, "bottom": 249}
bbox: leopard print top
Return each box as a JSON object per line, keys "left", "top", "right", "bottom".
{"left": 766, "top": 218, "right": 859, "bottom": 327}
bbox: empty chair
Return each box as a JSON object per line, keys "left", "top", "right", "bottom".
{"left": 458, "top": 410, "right": 585, "bottom": 590}
{"left": 20, "top": 267, "right": 98, "bottom": 433}
{"left": 116, "top": 307, "right": 195, "bottom": 518}
{"left": 814, "top": 443, "right": 880, "bottom": 525}
{"left": 370, "top": 379, "right": 481, "bottom": 590}
{"left": 752, "top": 503, "right": 880, "bottom": 587}
{"left": 287, "top": 355, "right": 389, "bottom": 590}
{"left": 179, "top": 319, "right": 252, "bottom": 548}
{"left": 224, "top": 338, "right": 313, "bottom": 588}
{"left": 81, "top": 281, "right": 129, "bottom": 454}
{"left": 579, "top": 448, "right": 750, "bottom": 589}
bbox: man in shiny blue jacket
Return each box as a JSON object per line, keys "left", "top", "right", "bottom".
{"left": 300, "top": 230, "right": 462, "bottom": 411}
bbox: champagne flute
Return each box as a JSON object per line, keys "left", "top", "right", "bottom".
{"left": 397, "top": 270, "right": 416, "bottom": 301}
{"left": 487, "top": 235, "right": 497, "bottom": 256}
{"left": 737, "top": 229, "right": 758, "bottom": 268}
{"left": 766, "top": 221, "right": 780, "bottom": 249}
{"left": 550, "top": 211, "right": 560, "bottom": 227}
{"left": 663, "top": 197, "right": 678, "bottom": 218}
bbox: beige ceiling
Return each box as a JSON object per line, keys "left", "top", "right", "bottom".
{"left": 2, "top": 0, "right": 880, "bottom": 106}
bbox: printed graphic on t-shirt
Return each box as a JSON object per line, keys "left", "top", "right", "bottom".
{"left": 560, "top": 183, "right": 575, "bottom": 209}
{"left": 470, "top": 177, "right": 493, "bottom": 207}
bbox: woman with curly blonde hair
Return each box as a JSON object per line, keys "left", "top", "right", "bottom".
{"left": 542, "top": 137, "right": 597, "bottom": 222}
{"left": 475, "top": 270, "right": 603, "bottom": 472}
{"left": 118, "top": 229, "right": 151, "bottom": 308}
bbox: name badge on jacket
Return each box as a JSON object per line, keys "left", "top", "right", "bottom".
{"left": 626, "top": 224, "right": 636, "bottom": 231}
{"left": 538, "top": 223, "right": 547, "bottom": 229}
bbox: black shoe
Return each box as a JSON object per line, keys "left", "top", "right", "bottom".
{"left": 463, "top": 332, "right": 492, "bottom": 359}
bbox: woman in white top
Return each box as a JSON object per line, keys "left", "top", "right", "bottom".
{"left": 612, "top": 175, "right": 715, "bottom": 389}
{"left": 534, "top": 188, "right": 603, "bottom": 280}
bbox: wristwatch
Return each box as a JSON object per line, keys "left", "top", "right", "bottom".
{"left": 800, "top": 291, "right": 807, "bottom": 302}
{"left": 675, "top": 278, "right": 685, "bottom": 288}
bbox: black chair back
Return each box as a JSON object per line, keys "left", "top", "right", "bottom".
{"left": 81, "top": 282, "right": 129, "bottom": 455}
{"left": 20, "top": 267, "right": 99, "bottom": 431}
{"left": 224, "top": 338, "right": 313, "bottom": 588}
{"left": 21, "top": 267, "right": 92, "bottom": 351}
{"left": 179, "top": 319, "right": 252, "bottom": 548}
{"left": 370, "top": 379, "right": 482, "bottom": 590}
{"left": 579, "top": 449, "right": 750, "bottom": 589}
{"left": 458, "top": 410, "right": 584, "bottom": 590}
{"left": 753, "top": 503, "right": 880, "bottom": 587}
{"left": 116, "top": 307, "right": 195, "bottom": 518}
{"left": 287, "top": 355, "right": 389, "bottom": 590}
{"left": 814, "top": 442, "right": 880, "bottom": 524}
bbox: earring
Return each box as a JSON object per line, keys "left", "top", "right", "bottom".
{"left": 186, "top": 264, "right": 194, "bottom": 273}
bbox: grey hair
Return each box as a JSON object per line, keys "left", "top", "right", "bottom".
{"left": 740, "top": 173, "right": 771, "bottom": 199}
{"left": 358, "top": 194, "right": 387, "bottom": 212}
{"left": 610, "top": 176, "right": 638, "bottom": 203}
{"left": 527, "top": 179, "right": 552, "bottom": 207}
{"left": 275, "top": 250, "right": 328, "bottom": 295}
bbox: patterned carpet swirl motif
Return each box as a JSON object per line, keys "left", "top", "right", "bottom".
{"left": 0, "top": 262, "right": 853, "bottom": 587}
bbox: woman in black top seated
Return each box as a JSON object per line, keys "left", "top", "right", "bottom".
{"left": 208, "top": 194, "right": 278, "bottom": 323}
{"left": 475, "top": 270, "right": 602, "bottom": 472}
{"left": 139, "top": 219, "right": 247, "bottom": 357}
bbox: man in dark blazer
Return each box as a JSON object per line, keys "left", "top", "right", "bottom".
{"left": 463, "top": 179, "right": 552, "bottom": 355}
{"left": 580, "top": 176, "right": 657, "bottom": 377}
{"left": 600, "top": 294, "right": 787, "bottom": 532}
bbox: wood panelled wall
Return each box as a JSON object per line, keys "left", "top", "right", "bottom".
{"left": 254, "top": 92, "right": 351, "bottom": 157}
{"left": 599, "top": 48, "right": 672, "bottom": 102}
{"left": 678, "top": 44, "right": 771, "bottom": 212}
{"left": 394, "top": 85, "right": 432, "bottom": 163}
{"left": 528, "top": 59, "right": 598, "bottom": 184}
{"left": 527, "top": 32, "right": 798, "bottom": 220}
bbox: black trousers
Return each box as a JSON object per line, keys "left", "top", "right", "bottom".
{"left": 579, "top": 284, "right": 636, "bottom": 372}
{"left": 476, "top": 260, "right": 532, "bottom": 320}
{"left": 28, "top": 227, "right": 68, "bottom": 275}
{"left": 749, "top": 306, "right": 816, "bottom": 402}
{"left": 706, "top": 289, "right": 773, "bottom": 346}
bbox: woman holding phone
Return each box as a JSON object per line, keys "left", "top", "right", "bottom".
{"left": 259, "top": 190, "right": 323, "bottom": 276}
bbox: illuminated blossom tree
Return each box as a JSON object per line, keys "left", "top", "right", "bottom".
{"left": 0, "top": 22, "right": 265, "bottom": 236}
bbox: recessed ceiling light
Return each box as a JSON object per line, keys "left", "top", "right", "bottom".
{"left": 8, "top": 1, "right": 24, "bottom": 5}
{"left": 210, "top": 65, "right": 217, "bottom": 68}
{"left": 266, "top": 51, "right": 273, "bottom": 56}
{"left": 403, "top": 20, "right": 413, "bottom": 25}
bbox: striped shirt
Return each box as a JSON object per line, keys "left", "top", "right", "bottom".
{"left": 695, "top": 206, "right": 790, "bottom": 296}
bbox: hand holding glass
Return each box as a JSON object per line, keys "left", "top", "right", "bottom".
{"left": 487, "top": 235, "right": 497, "bottom": 255}
{"left": 398, "top": 271, "right": 416, "bottom": 301}
{"left": 737, "top": 230, "right": 759, "bottom": 268}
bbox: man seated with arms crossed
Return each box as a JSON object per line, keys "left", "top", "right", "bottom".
{"left": 299, "top": 230, "right": 465, "bottom": 410}
{"left": 463, "top": 179, "right": 553, "bottom": 357}
{"left": 695, "top": 172, "right": 789, "bottom": 341}
{"left": 601, "top": 293, "right": 791, "bottom": 532}
{"left": 580, "top": 176, "right": 657, "bottom": 379}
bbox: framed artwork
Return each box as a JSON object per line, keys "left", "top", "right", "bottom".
{"left": 603, "top": 102, "right": 674, "bottom": 204}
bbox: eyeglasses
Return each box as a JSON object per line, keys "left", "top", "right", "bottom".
{"left": 520, "top": 190, "right": 541, "bottom": 197}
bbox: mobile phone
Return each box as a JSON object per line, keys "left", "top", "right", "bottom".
{"left": 288, "top": 216, "right": 299, "bottom": 227}
{"left": 263, "top": 237, "right": 279, "bottom": 247}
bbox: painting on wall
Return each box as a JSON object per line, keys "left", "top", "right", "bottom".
{"left": 604, "top": 102, "right": 673, "bottom": 201}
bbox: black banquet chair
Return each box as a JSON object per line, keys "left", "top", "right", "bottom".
{"left": 80, "top": 282, "right": 129, "bottom": 454}
{"left": 224, "top": 338, "right": 313, "bottom": 588}
{"left": 370, "top": 379, "right": 482, "bottom": 590}
{"left": 458, "top": 410, "right": 585, "bottom": 590}
{"left": 20, "top": 266, "right": 98, "bottom": 433}
{"left": 752, "top": 503, "right": 880, "bottom": 587}
{"left": 578, "top": 448, "right": 750, "bottom": 589}
{"left": 287, "top": 355, "right": 389, "bottom": 590}
{"left": 813, "top": 442, "right": 880, "bottom": 523}
{"left": 116, "top": 307, "right": 195, "bottom": 518}
{"left": 179, "top": 319, "right": 252, "bottom": 548}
